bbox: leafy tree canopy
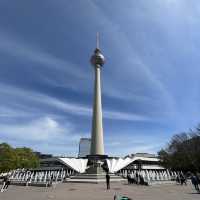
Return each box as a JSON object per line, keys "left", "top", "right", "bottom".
{"left": 0, "top": 143, "right": 39, "bottom": 173}
{"left": 158, "top": 125, "right": 200, "bottom": 172}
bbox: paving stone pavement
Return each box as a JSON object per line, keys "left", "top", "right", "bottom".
{"left": 0, "top": 182, "right": 199, "bottom": 200}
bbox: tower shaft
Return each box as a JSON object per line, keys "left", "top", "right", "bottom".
{"left": 90, "top": 65, "right": 104, "bottom": 155}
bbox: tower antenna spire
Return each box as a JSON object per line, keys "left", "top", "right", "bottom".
{"left": 96, "top": 32, "right": 100, "bottom": 49}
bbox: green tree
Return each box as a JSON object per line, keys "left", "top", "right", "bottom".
{"left": 158, "top": 127, "right": 200, "bottom": 172}
{"left": 0, "top": 143, "right": 17, "bottom": 172}
{"left": 0, "top": 143, "right": 39, "bottom": 173}
{"left": 15, "top": 147, "right": 39, "bottom": 169}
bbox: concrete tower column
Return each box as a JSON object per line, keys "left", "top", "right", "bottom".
{"left": 90, "top": 34, "right": 105, "bottom": 156}
{"left": 90, "top": 65, "right": 104, "bottom": 155}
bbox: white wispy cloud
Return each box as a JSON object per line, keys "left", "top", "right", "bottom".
{"left": 0, "top": 3, "right": 176, "bottom": 114}
{"left": 87, "top": 1, "right": 177, "bottom": 116}
{"left": 105, "top": 135, "right": 165, "bottom": 156}
{"left": 0, "top": 107, "right": 31, "bottom": 118}
{"left": 104, "top": 110, "right": 148, "bottom": 121}
{"left": 0, "top": 115, "right": 87, "bottom": 155}
{"left": 0, "top": 31, "right": 86, "bottom": 79}
{"left": 0, "top": 83, "right": 150, "bottom": 122}
{"left": 1, "top": 117, "right": 61, "bottom": 140}
{"left": 106, "top": 141, "right": 163, "bottom": 157}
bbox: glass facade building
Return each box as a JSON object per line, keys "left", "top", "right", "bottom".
{"left": 78, "top": 138, "right": 91, "bottom": 158}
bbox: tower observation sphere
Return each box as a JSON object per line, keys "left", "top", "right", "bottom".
{"left": 90, "top": 48, "right": 105, "bottom": 67}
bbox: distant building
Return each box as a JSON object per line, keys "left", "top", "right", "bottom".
{"left": 125, "top": 153, "right": 157, "bottom": 158}
{"left": 33, "top": 151, "right": 53, "bottom": 159}
{"left": 78, "top": 138, "right": 91, "bottom": 158}
{"left": 121, "top": 152, "right": 163, "bottom": 171}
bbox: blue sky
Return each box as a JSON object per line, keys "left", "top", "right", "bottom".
{"left": 0, "top": 0, "right": 200, "bottom": 156}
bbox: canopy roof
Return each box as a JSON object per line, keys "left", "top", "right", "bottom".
{"left": 57, "top": 156, "right": 160, "bottom": 173}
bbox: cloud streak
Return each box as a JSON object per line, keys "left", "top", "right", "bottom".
{"left": 0, "top": 83, "right": 150, "bottom": 122}
{"left": 0, "top": 117, "right": 65, "bottom": 141}
{"left": 0, "top": 31, "right": 87, "bottom": 79}
{"left": 0, "top": 116, "right": 87, "bottom": 155}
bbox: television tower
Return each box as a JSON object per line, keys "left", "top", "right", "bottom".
{"left": 90, "top": 33, "right": 105, "bottom": 155}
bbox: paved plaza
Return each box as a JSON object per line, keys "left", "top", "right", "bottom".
{"left": 0, "top": 182, "right": 199, "bottom": 200}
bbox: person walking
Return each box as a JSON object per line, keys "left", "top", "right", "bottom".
{"left": 106, "top": 173, "right": 110, "bottom": 190}
{"left": 1, "top": 175, "right": 10, "bottom": 192}
{"left": 191, "top": 174, "right": 200, "bottom": 192}
{"left": 135, "top": 172, "right": 139, "bottom": 184}
{"left": 26, "top": 175, "right": 31, "bottom": 187}
{"left": 50, "top": 174, "right": 54, "bottom": 186}
{"left": 46, "top": 174, "right": 54, "bottom": 187}
{"left": 127, "top": 174, "right": 131, "bottom": 185}
{"left": 4, "top": 177, "right": 10, "bottom": 191}
{"left": 1, "top": 176, "right": 7, "bottom": 192}
{"left": 196, "top": 174, "right": 200, "bottom": 191}
{"left": 180, "top": 173, "right": 187, "bottom": 185}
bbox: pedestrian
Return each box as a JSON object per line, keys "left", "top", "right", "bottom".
{"left": 4, "top": 177, "right": 10, "bottom": 191}
{"left": 135, "top": 172, "right": 139, "bottom": 184}
{"left": 196, "top": 174, "right": 200, "bottom": 190}
{"left": 139, "top": 175, "right": 146, "bottom": 185}
{"left": 180, "top": 173, "right": 187, "bottom": 185}
{"left": 106, "top": 173, "right": 110, "bottom": 190}
{"left": 1, "top": 175, "right": 9, "bottom": 192}
{"left": 127, "top": 174, "right": 131, "bottom": 185}
{"left": 26, "top": 175, "right": 31, "bottom": 187}
{"left": 191, "top": 174, "right": 200, "bottom": 192}
{"left": 176, "top": 175, "right": 180, "bottom": 184}
{"left": 50, "top": 174, "right": 54, "bottom": 186}
{"left": 1, "top": 176, "right": 6, "bottom": 192}
{"left": 47, "top": 174, "right": 53, "bottom": 187}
